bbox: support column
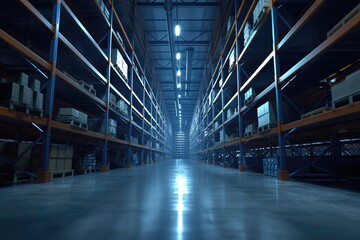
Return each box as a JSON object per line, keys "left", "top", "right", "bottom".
{"left": 271, "top": 5, "right": 288, "bottom": 180}
{"left": 38, "top": 0, "right": 61, "bottom": 183}
{"left": 234, "top": 0, "right": 246, "bottom": 172}
{"left": 101, "top": 1, "right": 114, "bottom": 173}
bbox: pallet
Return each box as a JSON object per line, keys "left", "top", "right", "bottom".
{"left": 56, "top": 118, "right": 88, "bottom": 130}
{"left": 106, "top": 132, "right": 117, "bottom": 138}
{"left": 76, "top": 169, "right": 96, "bottom": 174}
{"left": 51, "top": 170, "right": 74, "bottom": 179}
{"left": 258, "top": 124, "right": 276, "bottom": 133}
{"left": 332, "top": 92, "right": 360, "bottom": 109}
{"left": 109, "top": 102, "right": 120, "bottom": 111}
{"left": 30, "top": 108, "right": 44, "bottom": 118}
{"left": 244, "top": 131, "right": 256, "bottom": 137}
{"left": 301, "top": 107, "right": 330, "bottom": 119}
{"left": 78, "top": 81, "right": 96, "bottom": 96}
{"left": 13, "top": 172, "right": 35, "bottom": 183}
{"left": 3, "top": 101, "right": 43, "bottom": 117}
{"left": 244, "top": 96, "right": 254, "bottom": 105}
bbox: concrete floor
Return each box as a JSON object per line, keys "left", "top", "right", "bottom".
{"left": 0, "top": 160, "right": 360, "bottom": 240}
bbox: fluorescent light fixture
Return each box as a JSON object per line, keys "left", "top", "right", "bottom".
{"left": 177, "top": 83, "right": 181, "bottom": 88}
{"left": 179, "top": 104, "right": 181, "bottom": 109}
{"left": 178, "top": 94, "right": 181, "bottom": 98}
{"left": 176, "top": 52, "right": 181, "bottom": 60}
{"left": 177, "top": 70, "right": 181, "bottom": 77}
{"left": 175, "top": 24, "right": 181, "bottom": 36}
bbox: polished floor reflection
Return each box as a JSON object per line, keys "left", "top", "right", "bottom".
{"left": 1, "top": 159, "right": 360, "bottom": 240}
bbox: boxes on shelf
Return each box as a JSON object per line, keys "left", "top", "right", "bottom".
{"left": 263, "top": 157, "right": 278, "bottom": 177}
{"left": 155, "top": 143, "right": 160, "bottom": 149}
{"left": 219, "top": 130, "right": 230, "bottom": 142}
{"left": 74, "top": 153, "right": 96, "bottom": 171}
{"left": 253, "top": 0, "right": 271, "bottom": 28}
{"left": 228, "top": 48, "right": 236, "bottom": 72}
{"left": 331, "top": 69, "right": 360, "bottom": 108}
{"left": 57, "top": 108, "right": 88, "bottom": 126}
{"left": 327, "top": 4, "right": 360, "bottom": 38}
{"left": 49, "top": 145, "right": 73, "bottom": 172}
{"left": 19, "top": 85, "right": 33, "bottom": 108}
{"left": 17, "top": 72, "right": 29, "bottom": 86}
{"left": 117, "top": 99, "right": 129, "bottom": 116}
{"left": 219, "top": 78, "right": 223, "bottom": 88}
{"left": 257, "top": 101, "right": 277, "bottom": 131}
{"left": 100, "top": 118, "right": 117, "bottom": 135}
{"left": 214, "top": 121, "right": 219, "bottom": 129}
{"left": 32, "top": 91, "right": 43, "bottom": 112}
{"left": 244, "top": 88, "right": 256, "bottom": 105}
{"left": 116, "top": 31, "right": 125, "bottom": 49}
{"left": 111, "top": 49, "right": 128, "bottom": 80}
{"left": 131, "top": 136, "right": 139, "bottom": 145}
{"left": 244, "top": 22, "right": 253, "bottom": 46}
{"left": 30, "top": 79, "right": 41, "bottom": 92}
{"left": 226, "top": 108, "right": 235, "bottom": 120}
{"left": 99, "top": 0, "right": 110, "bottom": 20}
{"left": 132, "top": 153, "right": 139, "bottom": 165}
{"left": 244, "top": 123, "right": 257, "bottom": 137}
{"left": 227, "top": 16, "right": 235, "bottom": 35}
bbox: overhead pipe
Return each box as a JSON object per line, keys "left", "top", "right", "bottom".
{"left": 164, "top": 0, "right": 179, "bottom": 116}
{"left": 185, "top": 47, "right": 194, "bottom": 97}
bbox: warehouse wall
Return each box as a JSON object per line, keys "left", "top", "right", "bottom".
{"left": 173, "top": 131, "right": 189, "bottom": 159}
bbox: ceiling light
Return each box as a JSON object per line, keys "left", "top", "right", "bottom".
{"left": 176, "top": 52, "right": 181, "bottom": 60}
{"left": 175, "top": 24, "right": 181, "bottom": 36}
{"left": 178, "top": 94, "right": 181, "bottom": 98}
{"left": 177, "top": 70, "right": 181, "bottom": 77}
{"left": 177, "top": 83, "right": 181, "bottom": 89}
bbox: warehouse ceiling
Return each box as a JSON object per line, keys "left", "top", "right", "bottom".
{"left": 137, "top": 0, "right": 219, "bottom": 131}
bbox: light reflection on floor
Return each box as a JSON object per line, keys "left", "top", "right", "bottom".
{"left": 175, "top": 159, "right": 189, "bottom": 240}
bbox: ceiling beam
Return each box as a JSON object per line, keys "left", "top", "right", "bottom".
{"left": 157, "top": 67, "right": 204, "bottom": 71}
{"left": 138, "top": 2, "right": 219, "bottom": 7}
{"left": 148, "top": 40, "right": 210, "bottom": 45}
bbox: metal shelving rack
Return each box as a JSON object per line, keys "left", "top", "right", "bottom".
{"left": 190, "top": 0, "right": 360, "bottom": 179}
{"left": 0, "top": 0, "right": 171, "bottom": 183}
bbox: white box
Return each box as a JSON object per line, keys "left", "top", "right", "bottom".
{"left": 227, "top": 109, "right": 233, "bottom": 119}
{"left": 257, "top": 101, "right": 276, "bottom": 127}
{"left": 78, "top": 111, "right": 88, "bottom": 125}
{"left": 253, "top": 0, "right": 271, "bottom": 27}
{"left": 31, "top": 79, "right": 41, "bottom": 92}
{"left": 122, "top": 60, "right": 128, "bottom": 80}
{"left": 244, "top": 88, "right": 256, "bottom": 103}
{"left": 108, "top": 119, "right": 117, "bottom": 127}
{"left": 245, "top": 123, "right": 257, "bottom": 135}
{"left": 19, "top": 85, "right": 33, "bottom": 107}
{"left": 227, "top": 16, "right": 235, "bottom": 34}
{"left": 229, "top": 49, "right": 235, "bottom": 72}
{"left": 32, "top": 91, "right": 43, "bottom": 111}
{"left": 117, "top": 99, "right": 129, "bottom": 116}
{"left": 58, "top": 108, "right": 80, "bottom": 119}
{"left": 111, "top": 49, "right": 123, "bottom": 70}
{"left": 17, "top": 72, "right": 29, "bottom": 86}
{"left": 332, "top": 69, "right": 360, "bottom": 103}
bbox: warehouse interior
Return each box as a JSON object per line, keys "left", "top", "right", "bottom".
{"left": 1, "top": 0, "right": 360, "bottom": 239}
